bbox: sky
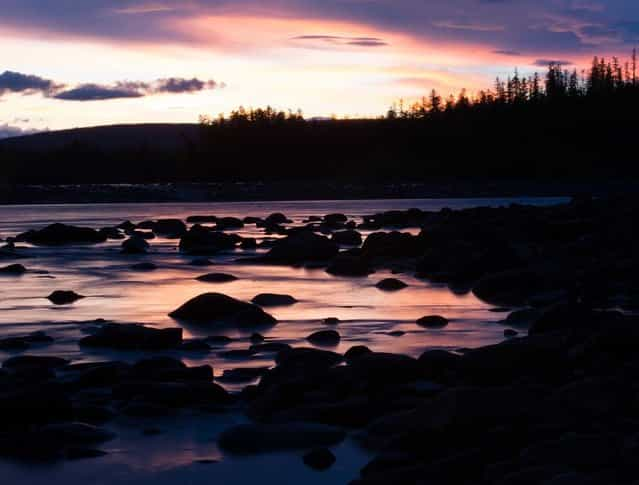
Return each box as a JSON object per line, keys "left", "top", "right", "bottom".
{"left": 1, "top": 0, "right": 638, "bottom": 137}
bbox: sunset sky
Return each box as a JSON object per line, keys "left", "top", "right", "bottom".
{"left": 1, "top": 0, "right": 638, "bottom": 137}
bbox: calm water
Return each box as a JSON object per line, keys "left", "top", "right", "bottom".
{"left": 0, "top": 197, "right": 566, "bottom": 484}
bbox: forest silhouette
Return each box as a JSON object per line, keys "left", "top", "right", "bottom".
{"left": 2, "top": 52, "right": 639, "bottom": 184}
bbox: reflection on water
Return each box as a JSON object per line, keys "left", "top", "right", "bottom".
{"left": 0, "top": 197, "right": 565, "bottom": 484}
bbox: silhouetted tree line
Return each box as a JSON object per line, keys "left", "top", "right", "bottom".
{"left": 2, "top": 52, "right": 639, "bottom": 184}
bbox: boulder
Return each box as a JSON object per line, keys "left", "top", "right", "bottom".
{"left": 16, "top": 223, "right": 106, "bottom": 245}
{"left": 344, "top": 345, "right": 373, "bottom": 362}
{"left": 80, "top": 323, "right": 183, "bottom": 350}
{"left": 186, "top": 215, "right": 217, "bottom": 223}
{"left": 326, "top": 253, "right": 373, "bottom": 277}
{"left": 169, "top": 293, "right": 276, "bottom": 327}
{"left": 48, "top": 290, "right": 84, "bottom": 305}
{"left": 331, "top": 230, "right": 363, "bottom": 246}
{"left": 218, "top": 422, "right": 345, "bottom": 453}
{"left": 152, "top": 219, "right": 187, "bottom": 236}
{"left": 252, "top": 293, "right": 297, "bottom": 307}
{"left": 215, "top": 217, "right": 244, "bottom": 230}
{"left": 0, "top": 264, "right": 27, "bottom": 275}
{"left": 121, "top": 236, "right": 149, "bottom": 254}
{"left": 130, "top": 262, "right": 157, "bottom": 271}
{"left": 179, "top": 225, "right": 239, "bottom": 254}
{"left": 265, "top": 213, "right": 291, "bottom": 225}
{"left": 217, "top": 367, "right": 270, "bottom": 384}
{"left": 263, "top": 232, "right": 338, "bottom": 263}
{"left": 307, "top": 330, "right": 341, "bottom": 346}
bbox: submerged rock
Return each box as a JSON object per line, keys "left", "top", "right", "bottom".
{"left": 169, "top": 293, "right": 276, "bottom": 327}
{"left": 16, "top": 223, "right": 106, "bottom": 245}
{"left": 121, "top": 236, "right": 149, "bottom": 254}
{"left": 196, "top": 273, "right": 238, "bottom": 283}
{"left": 416, "top": 315, "right": 449, "bottom": 328}
{"left": 375, "top": 278, "right": 408, "bottom": 291}
{"left": 218, "top": 422, "right": 346, "bottom": 453}
{"left": 307, "top": 330, "right": 341, "bottom": 346}
{"left": 0, "top": 264, "right": 27, "bottom": 275}
{"left": 48, "top": 290, "right": 84, "bottom": 305}
{"left": 80, "top": 323, "right": 183, "bottom": 350}
{"left": 262, "top": 232, "right": 338, "bottom": 263}
{"left": 251, "top": 293, "right": 297, "bottom": 307}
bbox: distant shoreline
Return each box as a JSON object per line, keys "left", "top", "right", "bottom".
{"left": 0, "top": 179, "right": 635, "bottom": 205}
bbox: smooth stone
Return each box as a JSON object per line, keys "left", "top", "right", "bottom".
{"left": 307, "top": 330, "right": 341, "bottom": 346}
{"left": 0, "top": 264, "right": 27, "bottom": 275}
{"left": 375, "top": 278, "right": 408, "bottom": 291}
{"left": 323, "top": 317, "right": 340, "bottom": 326}
{"left": 80, "top": 323, "right": 183, "bottom": 350}
{"left": 169, "top": 293, "right": 276, "bottom": 327}
{"left": 121, "top": 236, "right": 149, "bottom": 254}
{"left": 216, "top": 367, "right": 270, "bottom": 383}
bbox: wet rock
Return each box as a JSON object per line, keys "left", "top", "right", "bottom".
{"left": 417, "top": 315, "right": 449, "bottom": 328}
{"left": 324, "top": 213, "right": 348, "bottom": 225}
{"left": 250, "top": 342, "right": 291, "bottom": 354}
{"left": 16, "top": 223, "right": 106, "bottom": 245}
{"left": 117, "top": 220, "right": 136, "bottom": 231}
{"left": 275, "top": 347, "right": 343, "bottom": 369}
{"left": 243, "top": 216, "right": 262, "bottom": 224}
{"left": 418, "top": 350, "right": 462, "bottom": 381}
{"left": 180, "top": 339, "right": 211, "bottom": 352}
{"left": 99, "top": 227, "right": 125, "bottom": 240}
{"left": 0, "top": 332, "right": 53, "bottom": 351}
{"left": 128, "top": 357, "right": 213, "bottom": 382}
{"left": 218, "top": 422, "right": 346, "bottom": 453}
{"left": 40, "top": 422, "right": 115, "bottom": 445}
{"left": 113, "top": 380, "right": 230, "bottom": 409}
{"left": 121, "top": 236, "right": 149, "bottom": 254}
{"left": 219, "top": 349, "right": 258, "bottom": 360}
{"left": 217, "top": 367, "right": 270, "bottom": 383}
{"left": 307, "top": 330, "right": 341, "bottom": 346}
{"left": 240, "top": 237, "right": 257, "bottom": 249}
{"left": 388, "top": 330, "right": 405, "bottom": 337}
{"left": 0, "top": 263, "right": 27, "bottom": 275}
{"left": 205, "top": 335, "right": 233, "bottom": 345}
{"left": 361, "top": 231, "right": 422, "bottom": 259}
{"left": 250, "top": 333, "right": 265, "bottom": 343}
{"left": 196, "top": 273, "right": 238, "bottom": 283}
{"left": 323, "top": 317, "right": 340, "bottom": 326}
{"left": 48, "top": 290, "right": 85, "bottom": 305}
{"left": 169, "top": 293, "right": 276, "bottom": 327}
{"left": 262, "top": 232, "right": 338, "bottom": 263}
{"left": 375, "top": 278, "right": 408, "bottom": 291}
{"left": 252, "top": 293, "right": 297, "bottom": 307}
{"left": 130, "top": 262, "right": 157, "bottom": 271}
{"left": 331, "top": 230, "right": 363, "bottom": 246}
{"left": 189, "top": 258, "right": 213, "bottom": 266}
{"left": 303, "top": 447, "right": 336, "bottom": 470}
{"left": 472, "top": 268, "right": 563, "bottom": 306}
{"left": 179, "top": 224, "right": 240, "bottom": 254}
{"left": 80, "top": 323, "right": 183, "bottom": 350}
{"left": 504, "top": 328, "right": 519, "bottom": 338}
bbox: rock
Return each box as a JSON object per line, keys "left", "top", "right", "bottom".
{"left": 250, "top": 342, "right": 291, "bottom": 353}
{"left": 215, "top": 217, "right": 244, "bottom": 230}
{"left": 169, "top": 293, "right": 276, "bottom": 327}
{"left": 130, "top": 262, "right": 157, "bottom": 271}
{"left": 323, "top": 317, "right": 340, "bottom": 326}
{"left": 0, "top": 264, "right": 27, "bottom": 275}
{"left": 16, "top": 223, "right": 106, "bottom": 245}
{"left": 388, "top": 331, "right": 405, "bottom": 337}
{"left": 252, "top": 293, "right": 297, "bottom": 307}
{"left": 326, "top": 253, "right": 373, "bottom": 277}
{"left": 344, "top": 345, "right": 373, "bottom": 362}
{"left": 528, "top": 302, "right": 621, "bottom": 335}
{"left": 179, "top": 225, "right": 240, "bottom": 254}
{"left": 307, "top": 330, "right": 341, "bottom": 346}
{"left": 250, "top": 333, "right": 265, "bottom": 343}
{"left": 504, "top": 328, "right": 519, "bottom": 337}
{"left": 3, "top": 355, "right": 69, "bottom": 370}
{"left": 240, "top": 238, "right": 257, "bottom": 249}
{"left": 243, "top": 216, "right": 263, "bottom": 225}
{"left": 218, "top": 422, "right": 345, "bottom": 453}
{"left": 80, "top": 323, "right": 183, "bottom": 349}
{"left": 121, "top": 236, "right": 149, "bottom": 254}
{"left": 205, "top": 335, "right": 233, "bottom": 345}
{"left": 219, "top": 349, "right": 257, "bottom": 360}
{"left": 196, "top": 273, "right": 238, "bottom": 283}
{"left": 181, "top": 339, "right": 211, "bottom": 351}
{"left": 48, "top": 290, "right": 84, "bottom": 305}
{"left": 324, "top": 213, "right": 348, "bottom": 225}
{"left": 303, "top": 448, "right": 336, "bottom": 470}
{"left": 189, "top": 258, "right": 213, "bottom": 266}
{"left": 361, "top": 231, "right": 422, "bottom": 259}
{"left": 117, "top": 221, "right": 136, "bottom": 231}
{"left": 99, "top": 227, "right": 125, "bottom": 240}
{"left": 265, "top": 213, "right": 291, "bottom": 225}
{"left": 472, "top": 268, "right": 562, "bottom": 306}
{"left": 418, "top": 350, "right": 462, "bottom": 380}
{"left": 331, "top": 230, "right": 363, "bottom": 246}
{"left": 275, "top": 347, "right": 343, "bottom": 369}
{"left": 417, "top": 315, "right": 449, "bottom": 328}
{"left": 40, "top": 422, "right": 115, "bottom": 444}
{"left": 0, "top": 332, "right": 53, "bottom": 351}
{"left": 375, "top": 278, "right": 408, "bottom": 291}
{"left": 217, "top": 367, "right": 270, "bottom": 383}
{"left": 263, "top": 232, "right": 338, "bottom": 263}
{"left": 186, "top": 215, "right": 217, "bottom": 223}
{"left": 152, "top": 219, "right": 187, "bottom": 236}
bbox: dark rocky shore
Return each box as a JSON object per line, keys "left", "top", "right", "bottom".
{"left": 0, "top": 195, "right": 638, "bottom": 484}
